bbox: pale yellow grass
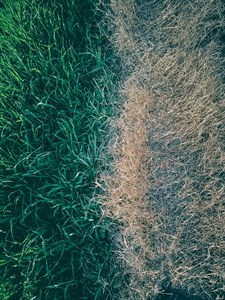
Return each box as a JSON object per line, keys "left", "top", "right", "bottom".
{"left": 99, "top": 0, "right": 225, "bottom": 299}
{"left": 101, "top": 79, "right": 155, "bottom": 298}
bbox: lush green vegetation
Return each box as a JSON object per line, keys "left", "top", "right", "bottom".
{"left": 0, "top": 0, "right": 118, "bottom": 299}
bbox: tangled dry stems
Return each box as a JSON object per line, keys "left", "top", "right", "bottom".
{"left": 100, "top": 0, "right": 225, "bottom": 299}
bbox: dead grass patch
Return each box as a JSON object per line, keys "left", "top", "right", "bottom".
{"left": 100, "top": 0, "right": 225, "bottom": 299}
{"left": 101, "top": 79, "right": 155, "bottom": 298}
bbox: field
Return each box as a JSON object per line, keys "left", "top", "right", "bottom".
{"left": 0, "top": 0, "right": 225, "bottom": 300}
{"left": 0, "top": 0, "right": 119, "bottom": 299}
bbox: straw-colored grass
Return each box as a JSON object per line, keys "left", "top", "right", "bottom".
{"left": 100, "top": 0, "right": 225, "bottom": 299}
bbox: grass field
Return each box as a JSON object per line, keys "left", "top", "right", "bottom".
{"left": 102, "top": 0, "right": 225, "bottom": 299}
{"left": 0, "top": 0, "right": 120, "bottom": 299}
{"left": 1, "top": 0, "right": 225, "bottom": 300}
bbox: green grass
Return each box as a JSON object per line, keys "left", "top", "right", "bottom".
{"left": 0, "top": 0, "right": 118, "bottom": 299}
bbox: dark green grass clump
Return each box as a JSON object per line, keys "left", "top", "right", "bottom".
{"left": 0, "top": 0, "right": 117, "bottom": 299}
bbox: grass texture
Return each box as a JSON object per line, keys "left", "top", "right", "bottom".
{"left": 1, "top": 0, "right": 225, "bottom": 299}
{"left": 100, "top": 0, "right": 225, "bottom": 299}
{"left": 0, "top": 0, "right": 118, "bottom": 299}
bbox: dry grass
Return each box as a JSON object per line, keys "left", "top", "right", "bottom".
{"left": 101, "top": 79, "right": 157, "bottom": 299}
{"left": 99, "top": 0, "right": 225, "bottom": 299}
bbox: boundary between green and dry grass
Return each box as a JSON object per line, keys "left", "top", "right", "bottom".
{"left": 0, "top": 0, "right": 119, "bottom": 299}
